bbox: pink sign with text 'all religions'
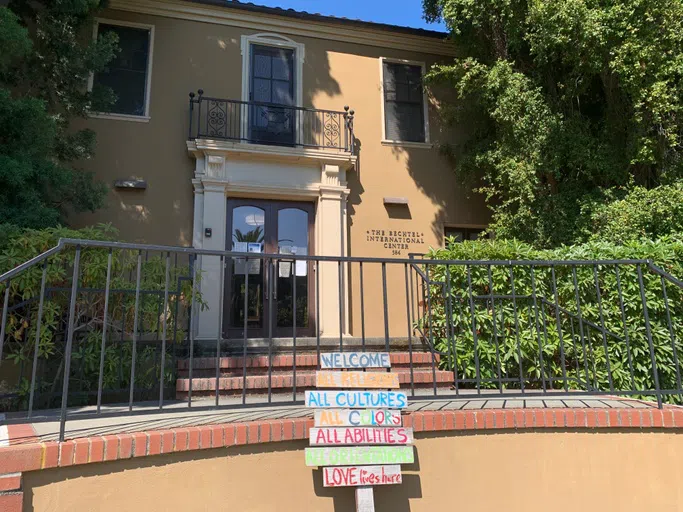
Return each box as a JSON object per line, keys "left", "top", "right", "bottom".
{"left": 305, "top": 352, "right": 413, "bottom": 489}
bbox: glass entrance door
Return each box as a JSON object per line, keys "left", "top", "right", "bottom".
{"left": 224, "top": 199, "right": 314, "bottom": 339}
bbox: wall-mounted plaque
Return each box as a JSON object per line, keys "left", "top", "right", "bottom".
{"left": 365, "top": 229, "right": 425, "bottom": 256}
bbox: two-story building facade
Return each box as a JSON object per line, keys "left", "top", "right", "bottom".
{"left": 74, "top": 0, "right": 490, "bottom": 341}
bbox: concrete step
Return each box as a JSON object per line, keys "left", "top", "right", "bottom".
{"left": 191, "top": 337, "right": 427, "bottom": 356}
{"left": 177, "top": 352, "right": 441, "bottom": 378}
{"left": 176, "top": 368, "right": 453, "bottom": 398}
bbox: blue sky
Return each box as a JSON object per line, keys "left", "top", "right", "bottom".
{"left": 247, "top": 0, "right": 446, "bottom": 31}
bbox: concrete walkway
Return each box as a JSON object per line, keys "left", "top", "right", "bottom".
{"left": 5, "top": 393, "right": 657, "bottom": 443}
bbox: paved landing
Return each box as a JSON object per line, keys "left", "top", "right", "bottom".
{"left": 3, "top": 392, "right": 658, "bottom": 443}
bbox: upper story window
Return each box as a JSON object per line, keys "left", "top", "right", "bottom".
{"left": 91, "top": 20, "right": 154, "bottom": 119}
{"left": 444, "top": 226, "right": 489, "bottom": 246}
{"left": 381, "top": 58, "right": 429, "bottom": 144}
{"left": 240, "top": 33, "right": 305, "bottom": 145}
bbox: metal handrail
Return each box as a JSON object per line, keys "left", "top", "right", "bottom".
{"left": 0, "top": 238, "right": 681, "bottom": 442}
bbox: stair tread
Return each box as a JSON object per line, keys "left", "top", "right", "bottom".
{"left": 177, "top": 352, "right": 440, "bottom": 371}
{"left": 176, "top": 369, "right": 453, "bottom": 392}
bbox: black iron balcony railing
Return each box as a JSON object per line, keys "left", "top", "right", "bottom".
{"left": 188, "top": 90, "right": 355, "bottom": 153}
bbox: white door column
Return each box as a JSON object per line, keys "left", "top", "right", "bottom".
{"left": 194, "top": 155, "right": 228, "bottom": 340}
{"left": 317, "top": 164, "right": 350, "bottom": 338}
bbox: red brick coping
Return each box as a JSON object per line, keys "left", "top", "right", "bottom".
{"left": 1, "top": 406, "right": 683, "bottom": 510}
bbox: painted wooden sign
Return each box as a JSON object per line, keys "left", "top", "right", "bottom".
{"left": 307, "top": 352, "right": 411, "bottom": 509}
{"left": 314, "top": 409, "right": 402, "bottom": 427}
{"left": 316, "top": 371, "right": 400, "bottom": 389}
{"left": 323, "top": 465, "right": 402, "bottom": 488}
{"left": 305, "top": 390, "right": 408, "bottom": 409}
{"left": 310, "top": 427, "right": 413, "bottom": 446}
{"left": 305, "top": 446, "right": 414, "bottom": 467}
{"left": 319, "top": 352, "right": 391, "bottom": 369}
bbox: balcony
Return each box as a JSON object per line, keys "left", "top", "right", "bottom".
{"left": 188, "top": 90, "right": 355, "bottom": 154}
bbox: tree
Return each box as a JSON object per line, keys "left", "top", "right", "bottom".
{"left": 0, "top": 1, "right": 117, "bottom": 231}
{"left": 423, "top": 0, "right": 683, "bottom": 247}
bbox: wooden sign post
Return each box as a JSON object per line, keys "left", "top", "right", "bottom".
{"left": 305, "top": 352, "right": 412, "bottom": 512}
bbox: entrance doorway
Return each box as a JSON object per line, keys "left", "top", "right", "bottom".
{"left": 224, "top": 198, "right": 315, "bottom": 338}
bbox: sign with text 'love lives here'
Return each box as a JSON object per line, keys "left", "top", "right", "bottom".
{"left": 310, "top": 427, "right": 413, "bottom": 446}
{"left": 323, "top": 465, "right": 402, "bottom": 488}
{"left": 314, "top": 409, "right": 402, "bottom": 427}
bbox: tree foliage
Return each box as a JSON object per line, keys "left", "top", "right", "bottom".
{"left": 0, "top": 1, "right": 117, "bottom": 228}
{"left": 424, "top": 0, "right": 683, "bottom": 247}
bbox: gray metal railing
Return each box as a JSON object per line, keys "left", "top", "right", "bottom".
{"left": 188, "top": 90, "right": 355, "bottom": 152}
{"left": 0, "top": 238, "right": 681, "bottom": 441}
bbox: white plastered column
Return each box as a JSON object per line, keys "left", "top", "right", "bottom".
{"left": 317, "top": 164, "right": 350, "bottom": 338}
{"left": 193, "top": 155, "right": 228, "bottom": 339}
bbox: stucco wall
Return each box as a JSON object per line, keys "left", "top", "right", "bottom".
{"left": 22, "top": 431, "right": 683, "bottom": 511}
{"left": 73, "top": 8, "right": 488, "bottom": 245}
{"left": 71, "top": 7, "right": 490, "bottom": 336}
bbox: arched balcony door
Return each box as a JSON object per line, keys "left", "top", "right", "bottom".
{"left": 224, "top": 199, "right": 315, "bottom": 339}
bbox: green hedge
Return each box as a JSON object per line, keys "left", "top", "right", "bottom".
{"left": 421, "top": 238, "right": 683, "bottom": 402}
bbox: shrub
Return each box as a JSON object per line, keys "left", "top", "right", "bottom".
{"left": 0, "top": 225, "right": 202, "bottom": 411}
{"left": 421, "top": 238, "right": 683, "bottom": 403}
{"left": 585, "top": 185, "right": 683, "bottom": 244}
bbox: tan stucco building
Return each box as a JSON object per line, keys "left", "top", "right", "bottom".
{"left": 74, "top": 0, "right": 490, "bottom": 340}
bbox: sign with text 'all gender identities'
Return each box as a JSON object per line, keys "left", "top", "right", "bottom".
{"left": 314, "top": 409, "right": 402, "bottom": 427}
{"left": 305, "top": 445, "right": 415, "bottom": 467}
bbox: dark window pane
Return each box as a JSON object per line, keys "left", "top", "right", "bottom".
{"left": 252, "top": 78, "right": 272, "bottom": 102}
{"left": 445, "top": 228, "right": 464, "bottom": 244}
{"left": 272, "top": 54, "right": 292, "bottom": 81}
{"left": 383, "top": 61, "right": 425, "bottom": 142}
{"left": 444, "top": 227, "right": 487, "bottom": 246}
{"left": 385, "top": 102, "right": 424, "bottom": 142}
{"left": 93, "top": 24, "right": 150, "bottom": 116}
{"left": 277, "top": 208, "right": 309, "bottom": 328}
{"left": 272, "top": 80, "right": 293, "bottom": 104}
{"left": 253, "top": 53, "right": 272, "bottom": 79}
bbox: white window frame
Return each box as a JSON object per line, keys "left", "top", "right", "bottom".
{"left": 88, "top": 18, "right": 155, "bottom": 122}
{"left": 240, "top": 33, "right": 305, "bottom": 143}
{"left": 379, "top": 57, "right": 431, "bottom": 147}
